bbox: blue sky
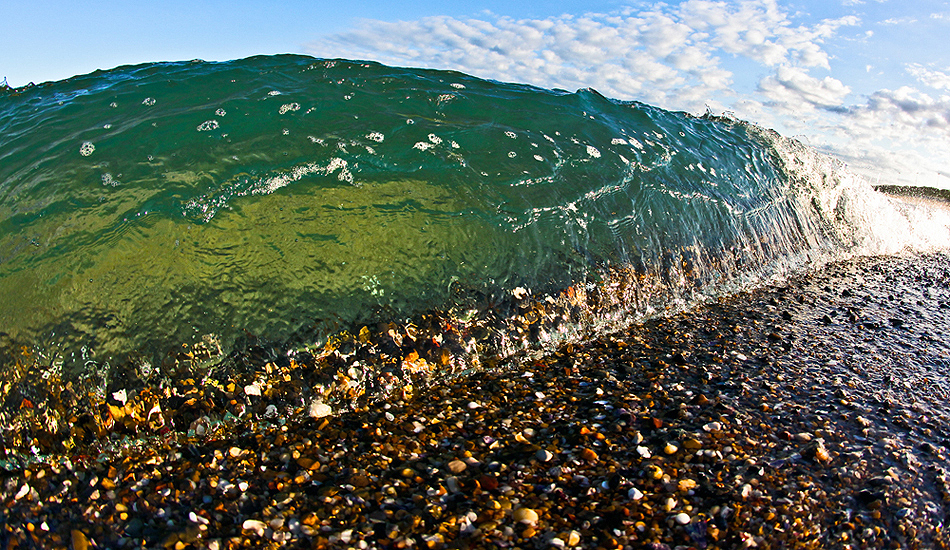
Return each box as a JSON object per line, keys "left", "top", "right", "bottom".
{"left": 3, "top": 0, "right": 950, "bottom": 188}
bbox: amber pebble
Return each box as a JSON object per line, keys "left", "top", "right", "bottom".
{"left": 71, "top": 530, "right": 90, "bottom": 550}
{"left": 513, "top": 507, "right": 539, "bottom": 524}
{"left": 579, "top": 448, "right": 599, "bottom": 462}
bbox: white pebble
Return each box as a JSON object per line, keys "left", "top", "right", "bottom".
{"left": 242, "top": 519, "right": 266, "bottom": 537}
{"left": 674, "top": 512, "right": 691, "bottom": 525}
{"left": 309, "top": 401, "right": 332, "bottom": 418}
{"left": 703, "top": 421, "right": 722, "bottom": 432}
{"left": 627, "top": 487, "right": 644, "bottom": 500}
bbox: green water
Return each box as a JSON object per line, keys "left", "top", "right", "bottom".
{"left": 0, "top": 55, "right": 926, "bottom": 373}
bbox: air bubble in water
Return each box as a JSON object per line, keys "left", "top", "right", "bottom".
{"left": 197, "top": 120, "right": 219, "bottom": 131}
{"left": 79, "top": 142, "right": 95, "bottom": 156}
{"left": 366, "top": 132, "right": 384, "bottom": 142}
{"left": 142, "top": 97, "right": 156, "bottom": 106}
{"left": 215, "top": 108, "right": 226, "bottom": 116}
{"left": 279, "top": 103, "right": 300, "bottom": 114}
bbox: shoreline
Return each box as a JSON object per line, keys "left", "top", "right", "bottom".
{"left": 4, "top": 251, "right": 950, "bottom": 549}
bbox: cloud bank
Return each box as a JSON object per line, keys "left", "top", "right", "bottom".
{"left": 308, "top": 0, "right": 950, "bottom": 188}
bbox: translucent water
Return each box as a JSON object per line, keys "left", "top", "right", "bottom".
{"left": 1, "top": 54, "right": 948, "bottom": 387}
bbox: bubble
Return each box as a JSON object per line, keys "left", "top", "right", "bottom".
{"left": 505, "top": 131, "right": 517, "bottom": 139}
{"left": 406, "top": 119, "right": 415, "bottom": 125}
{"left": 142, "top": 97, "right": 156, "bottom": 106}
{"left": 196, "top": 120, "right": 219, "bottom": 131}
{"left": 413, "top": 142, "right": 432, "bottom": 151}
{"left": 427, "top": 134, "right": 442, "bottom": 145}
{"left": 450, "top": 83, "right": 466, "bottom": 89}
{"left": 109, "top": 102, "right": 118, "bottom": 108}
{"left": 365, "top": 132, "right": 384, "bottom": 142}
{"left": 282, "top": 129, "right": 290, "bottom": 135}
{"left": 101, "top": 173, "right": 119, "bottom": 187}
{"left": 215, "top": 108, "right": 226, "bottom": 116}
{"left": 79, "top": 142, "right": 95, "bottom": 156}
{"left": 508, "top": 152, "right": 517, "bottom": 158}
{"left": 279, "top": 103, "right": 300, "bottom": 114}
{"left": 534, "top": 155, "right": 544, "bottom": 162}
{"left": 103, "top": 124, "right": 112, "bottom": 129}
{"left": 611, "top": 138, "right": 627, "bottom": 145}
{"left": 586, "top": 145, "right": 601, "bottom": 158}
{"left": 268, "top": 91, "right": 282, "bottom": 96}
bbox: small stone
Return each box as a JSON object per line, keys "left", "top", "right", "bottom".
{"left": 242, "top": 519, "right": 266, "bottom": 537}
{"left": 513, "top": 507, "right": 539, "bottom": 525}
{"left": 646, "top": 465, "right": 663, "bottom": 479}
{"left": 628, "top": 487, "right": 644, "bottom": 500}
{"left": 802, "top": 439, "right": 831, "bottom": 463}
{"left": 447, "top": 460, "right": 467, "bottom": 474}
{"left": 683, "top": 438, "right": 702, "bottom": 450}
{"left": 446, "top": 476, "right": 460, "bottom": 493}
{"left": 566, "top": 530, "right": 581, "bottom": 546}
{"left": 703, "top": 421, "right": 722, "bottom": 432}
{"left": 579, "top": 448, "right": 598, "bottom": 462}
{"left": 536, "top": 449, "right": 554, "bottom": 462}
{"left": 244, "top": 383, "right": 261, "bottom": 396}
{"left": 678, "top": 479, "right": 697, "bottom": 492}
{"left": 309, "top": 401, "right": 332, "bottom": 418}
{"left": 673, "top": 512, "right": 691, "bottom": 525}
{"left": 71, "top": 530, "right": 90, "bottom": 550}
{"left": 228, "top": 447, "right": 243, "bottom": 458}
{"left": 664, "top": 443, "right": 679, "bottom": 455}
{"left": 636, "top": 446, "right": 651, "bottom": 458}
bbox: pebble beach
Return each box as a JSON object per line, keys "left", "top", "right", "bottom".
{"left": 4, "top": 250, "right": 950, "bottom": 549}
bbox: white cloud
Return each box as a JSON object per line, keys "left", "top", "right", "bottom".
{"left": 758, "top": 65, "right": 852, "bottom": 110}
{"left": 907, "top": 64, "right": 950, "bottom": 91}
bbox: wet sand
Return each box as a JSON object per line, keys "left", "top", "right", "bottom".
{"left": 3, "top": 251, "right": 950, "bottom": 549}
